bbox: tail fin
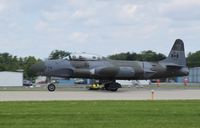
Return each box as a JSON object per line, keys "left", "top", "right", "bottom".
{"left": 162, "top": 39, "right": 186, "bottom": 66}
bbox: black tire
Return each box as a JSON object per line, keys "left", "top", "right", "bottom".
{"left": 48, "top": 84, "right": 56, "bottom": 92}
{"left": 104, "top": 82, "right": 120, "bottom": 91}
{"left": 110, "top": 88, "right": 118, "bottom": 92}
{"left": 104, "top": 83, "right": 110, "bottom": 91}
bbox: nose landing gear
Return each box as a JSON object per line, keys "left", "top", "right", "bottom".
{"left": 47, "top": 83, "right": 56, "bottom": 92}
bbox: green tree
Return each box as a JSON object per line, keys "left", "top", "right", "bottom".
{"left": 108, "top": 51, "right": 166, "bottom": 61}
{"left": 187, "top": 51, "right": 200, "bottom": 67}
{"left": 108, "top": 52, "right": 138, "bottom": 60}
{"left": 138, "top": 50, "right": 166, "bottom": 61}
{"left": 23, "top": 56, "right": 41, "bottom": 79}
{"left": 0, "top": 53, "right": 19, "bottom": 71}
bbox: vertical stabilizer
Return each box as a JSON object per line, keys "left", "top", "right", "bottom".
{"left": 162, "top": 39, "right": 186, "bottom": 66}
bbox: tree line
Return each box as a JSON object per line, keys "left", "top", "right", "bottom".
{"left": 0, "top": 53, "right": 41, "bottom": 79}
{"left": 109, "top": 51, "right": 200, "bottom": 68}
{"left": 0, "top": 50, "right": 199, "bottom": 79}
{"left": 108, "top": 50, "right": 166, "bottom": 61}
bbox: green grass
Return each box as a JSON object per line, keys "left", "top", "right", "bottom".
{"left": 0, "top": 101, "right": 200, "bottom": 128}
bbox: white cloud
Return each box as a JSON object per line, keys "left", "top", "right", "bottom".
{"left": 42, "top": 10, "right": 69, "bottom": 21}
{"left": 69, "top": 32, "right": 89, "bottom": 43}
{"left": 119, "top": 4, "right": 138, "bottom": 19}
{"left": 35, "top": 20, "right": 49, "bottom": 31}
{"left": 83, "top": 18, "right": 100, "bottom": 26}
{"left": 71, "top": 9, "right": 94, "bottom": 19}
{"left": 0, "top": 0, "right": 13, "bottom": 12}
{"left": 0, "top": 3, "right": 6, "bottom": 11}
{"left": 34, "top": 19, "right": 64, "bottom": 33}
{"left": 160, "top": 0, "right": 200, "bottom": 21}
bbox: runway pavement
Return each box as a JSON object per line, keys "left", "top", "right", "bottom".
{"left": 0, "top": 89, "right": 200, "bottom": 101}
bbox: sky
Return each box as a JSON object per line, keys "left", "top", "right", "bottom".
{"left": 0, "top": 0, "right": 200, "bottom": 59}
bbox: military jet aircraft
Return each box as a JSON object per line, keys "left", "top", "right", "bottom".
{"left": 30, "top": 39, "right": 189, "bottom": 92}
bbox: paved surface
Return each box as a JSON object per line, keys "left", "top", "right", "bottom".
{"left": 0, "top": 89, "right": 200, "bottom": 101}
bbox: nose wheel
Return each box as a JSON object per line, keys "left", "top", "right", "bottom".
{"left": 48, "top": 83, "right": 56, "bottom": 92}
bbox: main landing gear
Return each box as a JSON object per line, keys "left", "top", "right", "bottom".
{"left": 104, "top": 82, "right": 121, "bottom": 91}
{"left": 89, "top": 80, "right": 121, "bottom": 92}
{"left": 88, "top": 82, "right": 121, "bottom": 92}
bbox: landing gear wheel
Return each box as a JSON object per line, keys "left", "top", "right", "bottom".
{"left": 48, "top": 83, "right": 56, "bottom": 92}
{"left": 104, "top": 82, "right": 121, "bottom": 92}
{"left": 110, "top": 88, "right": 118, "bottom": 92}
{"left": 104, "top": 83, "right": 109, "bottom": 90}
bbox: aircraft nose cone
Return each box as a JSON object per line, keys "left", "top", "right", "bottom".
{"left": 30, "top": 61, "right": 46, "bottom": 75}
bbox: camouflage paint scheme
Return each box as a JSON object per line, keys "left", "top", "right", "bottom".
{"left": 31, "top": 39, "right": 189, "bottom": 91}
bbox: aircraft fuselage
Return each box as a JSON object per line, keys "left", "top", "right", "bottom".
{"left": 36, "top": 59, "right": 188, "bottom": 80}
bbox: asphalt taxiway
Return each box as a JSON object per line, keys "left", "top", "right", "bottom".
{"left": 0, "top": 89, "right": 200, "bottom": 101}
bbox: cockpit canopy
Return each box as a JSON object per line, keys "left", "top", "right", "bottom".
{"left": 64, "top": 53, "right": 106, "bottom": 61}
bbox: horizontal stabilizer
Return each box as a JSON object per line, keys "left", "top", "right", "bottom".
{"left": 166, "top": 64, "right": 183, "bottom": 69}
